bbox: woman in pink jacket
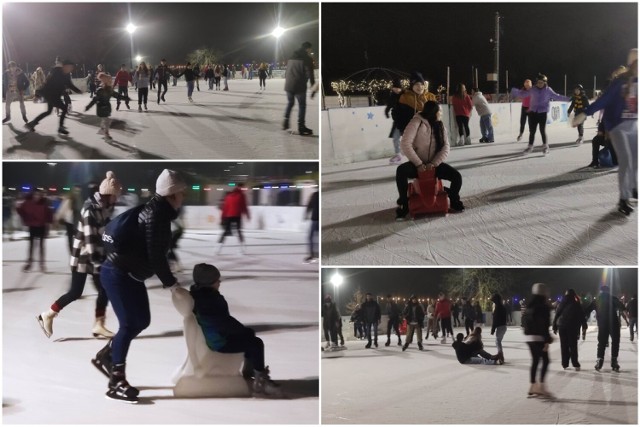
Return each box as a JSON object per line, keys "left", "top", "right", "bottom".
{"left": 450, "top": 83, "right": 473, "bottom": 146}
{"left": 395, "top": 100, "right": 464, "bottom": 220}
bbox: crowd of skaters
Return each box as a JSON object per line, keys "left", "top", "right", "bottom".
{"left": 322, "top": 286, "right": 637, "bottom": 398}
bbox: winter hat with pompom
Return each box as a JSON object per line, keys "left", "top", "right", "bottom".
{"left": 99, "top": 171, "right": 122, "bottom": 196}
{"left": 531, "top": 283, "right": 548, "bottom": 297}
{"left": 155, "top": 169, "right": 187, "bottom": 197}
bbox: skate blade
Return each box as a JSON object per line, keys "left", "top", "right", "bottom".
{"left": 91, "top": 359, "right": 111, "bottom": 378}
{"left": 36, "top": 315, "right": 52, "bottom": 338}
{"left": 105, "top": 391, "right": 139, "bottom": 404}
{"left": 92, "top": 332, "right": 114, "bottom": 339}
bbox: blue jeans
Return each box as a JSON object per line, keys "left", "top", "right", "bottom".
{"left": 187, "top": 81, "right": 195, "bottom": 98}
{"left": 480, "top": 114, "right": 494, "bottom": 141}
{"left": 285, "top": 91, "right": 307, "bottom": 126}
{"left": 100, "top": 260, "right": 151, "bottom": 365}
{"left": 391, "top": 127, "right": 401, "bottom": 154}
{"left": 308, "top": 220, "right": 318, "bottom": 257}
{"left": 630, "top": 317, "right": 638, "bottom": 341}
{"left": 494, "top": 325, "right": 507, "bottom": 353}
{"left": 609, "top": 120, "right": 638, "bottom": 200}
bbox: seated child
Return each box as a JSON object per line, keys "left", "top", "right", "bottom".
{"left": 189, "top": 263, "right": 281, "bottom": 396}
{"left": 452, "top": 330, "right": 501, "bottom": 365}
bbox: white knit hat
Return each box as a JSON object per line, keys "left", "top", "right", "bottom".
{"left": 99, "top": 171, "right": 122, "bottom": 196}
{"left": 628, "top": 48, "right": 638, "bottom": 66}
{"left": 155, "top": 169, "right": 186, "bottom": 197}
{"left": 531, "top": 283, "right": 548, "bottom": 297}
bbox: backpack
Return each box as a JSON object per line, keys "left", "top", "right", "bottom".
{"left": 102, "top": 204, "right": 145, "bottom": 254}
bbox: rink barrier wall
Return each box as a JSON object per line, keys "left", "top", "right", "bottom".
{"left": 322, "top": 101, "right": 571, "bottom": 166}
{"left": 112, "top": 205, "right": 308, "bottom": 232}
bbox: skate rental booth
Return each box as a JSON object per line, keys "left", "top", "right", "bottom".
{"left": 321, "top": 101, "right": 571, "bottom": 166}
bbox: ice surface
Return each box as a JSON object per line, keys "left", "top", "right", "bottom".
{"left": 3, "top": 230, "right": 318, "bottom": 424}
{"left": 3, "top": 79, "right": 319, "bottom": 160}
{"left": 322, "top": 116, "right": 637, "bottom": 265}
{"left": 322, "top": 325, "right": 638, "bottom": 424}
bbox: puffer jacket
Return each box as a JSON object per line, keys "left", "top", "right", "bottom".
{"left": 400, "top": 114, "right": 450, "bottom": 167}
{"left": 191, "top": 285, "right": 249, "bottom": 351}
{"left": 510, "top": 85, "right": 570, "bottom": 113}
{"left": 395, "top": 90, "right": 437, "bottom": 132}
{"left": 107, "top": 195, "right": 178, "bottom": 286}
{"left": 40, "top": 66, "right": 81, "bottom": 101}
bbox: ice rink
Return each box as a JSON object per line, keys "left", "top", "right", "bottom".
{"left": 322, "top": 325, "right": 638, "bottom": 424}
{"left": 2, "top": 79, "right": 319, "bottom": 160}
{"left": 322, "top": 117, "right": 637, "bottom": 265}
{"left": 3, "top": 229, "right": 319, "bottom": 424}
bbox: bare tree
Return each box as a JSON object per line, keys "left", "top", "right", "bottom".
{"left": 443, "top": 269, "right": 514, "bottom": 311}
{"left": 187, "top": 47, "right": 223, "bottom": 67}
{"left": 345, "top": 286, "right": 366, "bottom": 314}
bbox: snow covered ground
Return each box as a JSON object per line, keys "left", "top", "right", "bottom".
{"left": 3, "top": 230, "right": 319, "bottom": 424}
{"left": 322, "top": 325, "right": 638, "bottom": 424}
{"left": 2, "top": 78, "right": 319, "bottom": 160}
{"left": 322, "top": 117, "right": 637, "bottom": 265}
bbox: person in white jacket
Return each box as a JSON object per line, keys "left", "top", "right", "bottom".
{"left": 471, "top": 88, "right": 494, "bottom": 143}
{"left": 395, "top": 100, "right": 464, "bottom": 219}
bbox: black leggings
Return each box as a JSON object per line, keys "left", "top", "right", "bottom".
{"left": 455, "top": 115, "right": 470, "bottom": 136}
{"left": 55, "top": 270, "right": 109, "bottom": 316}
{"left": 528, "top": 112, "right": 548, "bottom": 145}
{"left": 138, "top": 87, "right": 148, "bottom": 106}
{"left": 440, "top": 317, "right": 454, "bottom": 337}
{"left": 387, "top": 318, "right": 400, "bottom": 339}
{"left": 527, "top": 341, "right": 550, "bottom": 383}
{"left": 27, "top": 226, "right": 46, "bottom": 263}
{"left": 396, "top": 161, "right": 462, "bottom": 205}
{"left": 465, "top": 318, "right": 474, "bottom": 336}
{"left": 116, "top": 86, "right": 129, "bottom": 107}
{"left": 519, "top": 107, "right": 529, "bottom": 135}
{"left": 157, "top": 80, "right": 168, "bottom": 101}
{"left": 259, "top": 76, "right": 267, "bottom": 88}
{"left": 219, "top": 217, "right": 243, "bottom": 243}
{"left": 32, "top": 98, "right": 66, "bottom": 127}
{"left": 597, "top": 322, "right": 620, "bottom": 359}
{"left": 64, "top": 222, "right": 75, "bottom": 253}
{"left": 218, "top": 328, "right": 265, "bottom": 372}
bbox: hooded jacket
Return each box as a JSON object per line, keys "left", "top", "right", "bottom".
{"left": 39, "top": 66, "right": 81, "bottom": 101}
{"left": 472, "top": 91, "right": 492, "bottom": 116}
{"left": 395, "top": 90, "right": 437, "bottom": 132}
{"left": 523, "top": 295, "right": 552, "bottom": 343}
{"left": 284, "top": 48, "right": 315, "bottom": 93}
{"left": 435, "top": 297, "right": 452, "bottom": 319}
{"left": 585, "top": 75, "right": 638, "bottom": 131}
{"left": 552, "top": 293, "right": 588, "bottom": 332}
{"left": 221, "top": 188, "right": 249, "bottom": 219}
{"left": 400, "top": 114, "right": 450, "bottom": 167}
{"left": 106, "top": 194, "right": 178, "bottom": 287}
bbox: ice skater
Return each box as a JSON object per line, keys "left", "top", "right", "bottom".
{"left": 361, "top": 293, "right": 381, "bottom": 348}
{"left": 522, "top": 283, "right": 553, "bottom": 398}
{"left": 567, "top": 84, "right": 590, "bottom": 144}
{"left": 514, "top": 79, "right": 532, "bottom": 141}
{"left": 552, "top": 289, "right": 587, "bottom": 371}
{"left": 402, "top": 295, "right": 425, "bottom": 351}
{"left": 395, "top": 100, "right": 465, "bottom": 220}
{"left": 84, "top": 73, "right": 130, "bottom": 141}
{"left": 258, "top": 62, "right": 268, "bottom": 90}
{"left": 154, "top": 58, "right": 174, "bottom": 104}
{"left": 189, "top": 263, "right": 281, "bottom": 396}
{"left": 133, "top": 62, "right": 151, "bottom": 111}
{"left": 283, "top": 41, "right": 315, "bottom": 135}
{"left": 217, "top": 183, "right": 250, "bottom": 254}
{"left": 452, "top": 330, "right": 501, "bottom": 365}
{"left": 93, "top": 169, "right": 186, "bottom": 403}
{"left": 471, "top": 87, "right": 494, "bottom": 143}
{"left": 576, "top": 49, "right": 637, "bottom": 215}
{"left": 37, "top": 172, "right": 121, "bottom": 340}
{"left": 25, "top": 59, "right": 81, "bottom": 135}
{"left": 3, "top": 61, "right": 30, "bottom": 124}
{"left": 490, "top": 293, "right": 507, "bottom": 364}
{"left": 384, "top": 294, "right": 402, "bottom": 347}
{"left": 322, "top": 295, "right": 342, "bottom": 348}
{"left": 16, "top": 190, "right": 53, "bottom": 272}
{"left": 53, "top": 185, "right": 82, "bottom": 254}
{"left": 585, "top": 285, "right": 625, "bottom": 371}
{"left": 113, "top": 64, "right": 132, "bottom": 111}
{"left": 627, "top": 295, "right": 637, "bottom": 342}
{"left": 435, "top": 292, "right": 453, "bottom": 343}
{"left": 384, "top": 78, "right": 405, "bottom": 164}
{"left": 462, "top": 298, "right": 474, "bottom": 337}
{"left": 175, "top": 62, "right": 197, "bottom": 102}
{"left": 304, "top": 190, "right": 319, "bottom": 262}
{"left": 511, "top": 73, "right": 570, "bottom": 155}
{"left": 451, "top": 83, "right": 473, "bottom": 146}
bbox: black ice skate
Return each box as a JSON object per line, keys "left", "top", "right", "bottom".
{"left": 595, "top": 357, "right": 604, "bottom": 371}
{"left": 91, "top": 341, "right": 113, "bottom": 378}
{"left": 611, "top": 358, "right": 620, "bottom": 372}
{"left": 618, "top": 199, "right": 634, "bottom": 216}
{"left": 298, "top": 125, "right": 313, "bottom": 136}
{"left": 105, "top": 379, "right": 139, "bottom": 404}
{"left": 385, "top": 339, "right": 391, "bottom": 347}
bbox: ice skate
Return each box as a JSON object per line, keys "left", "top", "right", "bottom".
{"left": 36, "top": 309, "right": 58, "bottom": 338}
{"left": 389, "top": 154, "right": 402, "bottom": 165}
{"left": 25, "top": 121, "right": 36, "bottom": 131}
{"left": 91, "top": 341, "right": 113, "bottom": 378}
{"left": 397, "top": 338, "right": 402, "bottom": 346}
{"left": 92, "top": 317, "right": 115, "bottom": 338}
{"left": 144, "top": 103, "right": 148, "bottom": 111}
{"left": 241, "top": 358, "right": 255, "bottom": 379}
{"left": 22, "top": 262, "right": 32, "bottom": 272}
{"left": 402, "top": 343, "right": 408, "bottom": 351}
{"left": 618, "top": 199, "right": 633, "bottom": 216}
{"left": 385, "top": 339, "right": 390, "bottom": 347}
{"left": 2, "top": 117, "right": 10, "bottom": 124}
{"left": 138, "top": 105, "right": 142, "bottom": 112}
{"left": 22, "top": 114, "right": 28, "bottom": 123}
{"left": 542, "top": 144, "right": 550, "bottom": 156}
{"left": 575, "top": 136, "right": 583, "bottom": 145}
{"left": 365, "top": 341, "right": 372, "bottom": 349}
{"left": 104, "top": 133, "right": 113, "bottom": 141}
{"left": 536, "top": 383, "right": 554, "bottom": 399}
{"left": 395, "top": 204, "right": 409, "bottom": 221}
{"left": 374, "top": 340, "right": 378, "bottom": 348}
{"left": 417, "top": 342, "right": 424, "bottom": 351}
{"left": 253, "top": 366, "right": 282, "bottom": 398}
{"left": 522, "top": 145, "right": 534, "bottom": 155}
{"left": 324, "top": 342, "right": 331, "bottom": 349}
{"left": 595, "top": 357, "right": 604, "bottom": 371}
{"left": 611, "top": 358, "right": 620, "bottom": 372}
{"left": 440, "top": 337, "right": 446, "bottom": 344}
{"left": 516, "top": 133, "right": 523, "bottom": 142}
{"left": 527, "top": 382, "right": 539, "bottom": 397}
{"left": 58, "top": 126, "right": 69, "bottom": 135}
{"left": 105, "top": 379, "right": 139, "bottom": 403}
{"left": 188, "top": 97, "right": 193, "bottom": 103}
{"left": 464, "top": 135, "right": 471, "bottom": 146}
{"left": 298, "top": 125, "right": 313, "bottom": 136}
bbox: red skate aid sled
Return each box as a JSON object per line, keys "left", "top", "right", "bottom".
{"left": 407, "top": 169, "right": 449, "bottom": 217}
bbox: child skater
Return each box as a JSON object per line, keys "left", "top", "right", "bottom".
{"left": 84, "top": 73, "right": 130, "bottom": 140}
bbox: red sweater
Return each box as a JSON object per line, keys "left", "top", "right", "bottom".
{"left": 451, "top": 95, "right": 473, "bottom": 117}
{"left": 114, "top": 70, "right": 132, "bottom": 88}
{"left": 435, "top": 298, "right": 452, "bottom": 319}
{"left": 17, "top": 198, "right": 53, "bottom": 227}
{"left": 221, "top": 189, "right": 249, "bottom": 218}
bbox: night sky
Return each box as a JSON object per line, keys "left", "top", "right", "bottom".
{"left": 321, "top": 268, "right": 638, "bottom": 311}
{"left": 2, "top": 161, "right": 318, "bottom": 189}
{"left": 322, "top": 2, "right": 637, "bottom": 94}
{"left": 2, "top": 2, "right": 318, "bottom": 73}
